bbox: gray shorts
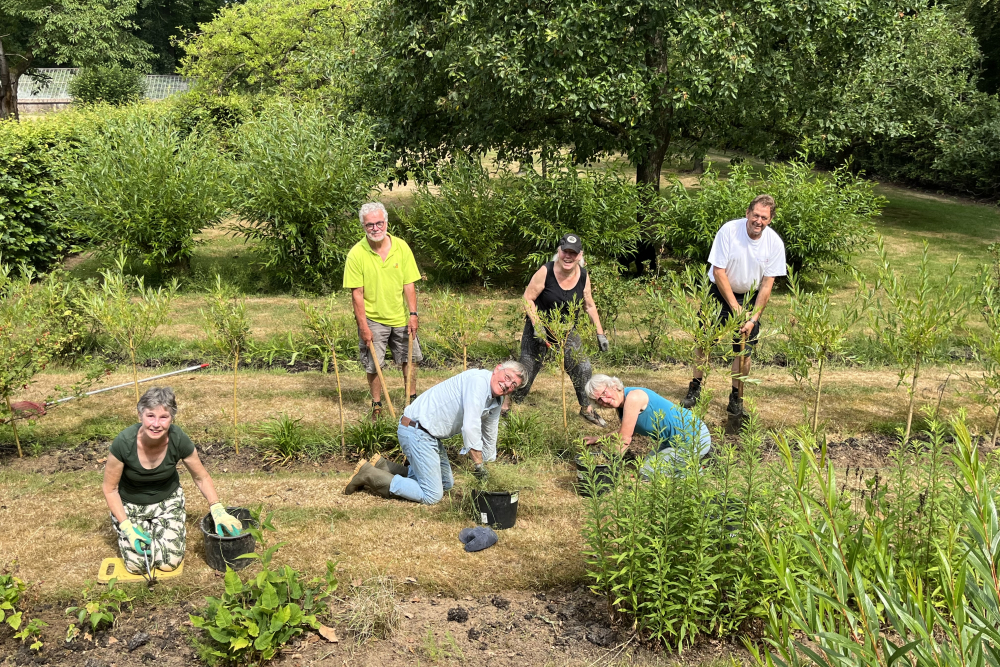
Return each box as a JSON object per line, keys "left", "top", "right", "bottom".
{"left": 359, "top": 318, "right": 423, "bottom": 374}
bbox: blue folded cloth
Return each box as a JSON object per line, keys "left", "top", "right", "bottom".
{"left": 458, "top": 527, "right": 498, "bottom": 552}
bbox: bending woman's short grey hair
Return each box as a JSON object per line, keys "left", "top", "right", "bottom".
{"left": 137, "top": 386, "right": 177, "bottom": 418}
{"left": 585, "top": 374, "right": 624, "bottom": 399}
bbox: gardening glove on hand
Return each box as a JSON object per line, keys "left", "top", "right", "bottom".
{"left": 458, "top": 527, "right": 499, "bottom": 552}
{"left": 119, "top": 519, "right": 151, "bottom": 555}
{"left": 597, "top": 334, "right": 609, "bottom": 352}
{"left": 473, "top": 464, "right": 489, "bottom": 481}
{"left": 532, "top": 323, "right": 551, "bottom": 348}
{"left": 210, "top": 503, "right": 242, "bottom": 537}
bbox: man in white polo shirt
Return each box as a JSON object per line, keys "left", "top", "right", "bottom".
{"left": 682, "top": 195, "right": 786, "bottom": 417}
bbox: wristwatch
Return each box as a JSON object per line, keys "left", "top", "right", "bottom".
{"left": 409, "top": 311, "right": 418, "bottom": 316}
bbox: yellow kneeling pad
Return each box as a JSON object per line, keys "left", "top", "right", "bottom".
{"left": 97, "top": 557, "right": 184, "bottom": 583}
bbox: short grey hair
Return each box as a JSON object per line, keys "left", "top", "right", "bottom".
{"left": 585, "top": 374, "right": 623, "bottom": 399}
{"left": 498, "top": 360, "right": 527, "bottom": 384}
{"left": 137, "top": 386, "right": 177, "bottom": 418}
{"left": 358, "top": 202, "right": 388, "bottom": 225}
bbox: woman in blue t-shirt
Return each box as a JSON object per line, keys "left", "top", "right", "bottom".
{"left": 583, "top": 374, "right": 711, "bottom": 475}
{"left": 101, "top": 387, "right": 242, "bottom": 575}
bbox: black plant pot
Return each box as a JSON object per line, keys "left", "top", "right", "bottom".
{"left": 200, "top": 507, "right": 257, "bottom": 572}
{"left": 472, "top": 490, "right": 519, "bottom": 529}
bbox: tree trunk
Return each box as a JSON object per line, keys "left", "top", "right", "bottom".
{"left": 627, "top": 133, "right": 671, "bottom": 274}
{"left": 0, "top": 37, "right": 18, "bottom": 122}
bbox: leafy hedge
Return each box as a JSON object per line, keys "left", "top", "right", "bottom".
{"left": 658, "top": 161, "right": 885, "bottom": 274}
{"left": 0, "top": 118, "right": 85, "bottom": 273}
{"left": 397, "top": 155, "right": 644, "bottom": 285}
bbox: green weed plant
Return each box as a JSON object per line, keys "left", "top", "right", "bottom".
{"left": 65, "top": 578, "right": 134, "bottom": 633}
{"left": 344, "top": 417, "right": 399, "bottom": 460}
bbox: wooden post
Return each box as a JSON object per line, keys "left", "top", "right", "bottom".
{"left": 368, "top": 341, "right": 396, "bottom": 419}
{"left": 5, "top": 396, "right": 22, "bottom": 458}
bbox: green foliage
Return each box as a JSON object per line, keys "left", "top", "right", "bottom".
{"left": 968, "top": 246, "right": 1000, "bottom": 445}
{"left": 659, "top": 161, "right": 883, "bottom": 274}
{"left": 65, "top": 578, "right": 133, "bottom": 632}
{"left": 662, "top": 266, "right": 744, "bottom": 391}
{"left": 68, "top": 65, "right": 146, "bottom": 106}
{"left": 14, "top": 618, "right": 47, "bottom": 652}
{"left": 781, "top": 270, "right": 861, "bottom": 432}
{"left": 396, "top": 156, "right": 523, "bottom": 285}
{"left": 0, "top": 572, "right": 26, "bottom": 632}
{"left": 861, "top": 239, "right": 967, "bottom": 442}
{"left": 298, "top": 296, "right": 354, "bottom": 374}
{"left": 430, "top": 292, "right": 492, "bottom": 369}
{"left": 580, "top": 407, "right": 789, "bottom": 648}
{"left": 80, "top": 256, "right": 177, "bottom": 401}
{"left": 0, "top": 116, "right": 84, "bottom": 273}
{"left": 497, "top": 410, "right": 550, "bottom": 462}
{"left": 367, "top": 0, "right": 916, "bottom": 190}
{"left": 514, "top": 158, "right": 644, "bottom": 270}
{"left": 190, "top": 510, "right": 338, "bottom": 666}
{"left": 256, "top": 415, "right": 312, "bottom": 464}
{"left": 754, "top": 416, "right": 993, "bottom": 667}
{"left": 57, "top": 106, "right": 230, "bottom": 270}
{"left": 587, "top": 262, "right": 632, "bottom": 339}
{"left": 230, "top": 103, "right": 387, "bottom": 289}
{"left": 397, "top": 155, "right": 644, "bottom": 285}
{"left": 177, "top": 0, "right": 367, "bottom": 99}
{"left": 344, "top": 417, "right": 399, "bottom": 459}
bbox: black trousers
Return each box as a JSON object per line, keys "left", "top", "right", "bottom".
{"left": 511, "top": 320, "right": 592, "bottom": 407}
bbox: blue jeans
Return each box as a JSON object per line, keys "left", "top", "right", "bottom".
{"left": 641, "top": 423, "right": 712, "bottom": 478}
{"left": 391, "top": 424, "right": 454, "bottom": 505}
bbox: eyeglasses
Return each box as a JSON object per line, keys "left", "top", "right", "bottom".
{"left": 498, "top": 370, "right": 522, "bottom": 393}
{"left": 363, "top": 219, "right": 387, "bottom": 230}
{"left": 594, "top": 387, "right": 616, "bottom": 403}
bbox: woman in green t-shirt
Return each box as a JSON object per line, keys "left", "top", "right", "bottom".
{"left": 101, "top": 386, "right": 241, "bottom": 575}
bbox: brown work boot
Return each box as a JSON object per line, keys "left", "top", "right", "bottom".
{"left": 343, "top": 461, "right": 395, "bottom": 498}
{"left": 370, "top": 453, "right": 409, "bottom": 477}
{"left": 370, "top": 401, "right": 382, "bottom": 424}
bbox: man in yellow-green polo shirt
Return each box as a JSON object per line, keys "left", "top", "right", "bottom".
{"left": 343, "top": 202, "right": 422, "bottom": 421}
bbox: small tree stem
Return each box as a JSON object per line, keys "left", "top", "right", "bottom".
{"left": 561, "top": 348, "right": 568, "bottom": 445}
{"left": 463, "top": 345, "right": 467, "bottom": 371}
{"left": 233, "top": 348, "right": 240, "bottom": 455}
{"left": 904, "top": 357, "right": 921, "bottom": 444}
{"left": 6, "top": 396, "right": 22, "bottom": 458}
{"left": 333, "top": 348, "right": 345, "bottom": 452}
{"left": 130, "top": 343, "right": 140, "bottom": 403}
{"left": 812, "top": 356, "right": 824, "bottom": 434}
{"left": 991, "top": 405, "right": 1000, "bottom": 447}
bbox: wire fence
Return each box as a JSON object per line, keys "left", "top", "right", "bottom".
{"left": 17, "top": 68, "right": 193, "bottom": 101}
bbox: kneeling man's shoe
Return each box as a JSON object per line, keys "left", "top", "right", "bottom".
{"left": 344, "top": 461, "right": 395, "bottom": 498}
{"left": 371, "top": 453, "right": 409, "bottom": 477}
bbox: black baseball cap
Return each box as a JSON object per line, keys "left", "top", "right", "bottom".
{"left": 558, "top": 233, "right": 583, "bottom": 253}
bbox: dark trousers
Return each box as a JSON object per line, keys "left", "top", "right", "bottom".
{"left": 511, "top": 320, "right": 592, "bottom": 407}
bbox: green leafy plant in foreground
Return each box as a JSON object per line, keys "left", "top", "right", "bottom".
{"left": 256, "top": 414, "right": 313, "bottom": 464}
{"left": 190, "top": 510, "right": 338, "bottom": 666}
{"left": 344, "top": 417, "right": 399, "bottom": 460}
{"left": 15, "top": 618, "right": 47, "bottom": 652}
{"left": 753, "top": 415, "right": 999, "bottom": 667}
{"left": 66, "top": 578, "right": 134, "bottom": 632}
{"left": 1, "top": 572, "right": 26, "bottom": 632}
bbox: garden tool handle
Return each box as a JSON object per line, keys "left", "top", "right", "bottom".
{"left": 367, "top": 341, "right": 397, "bottom": 419}
{"left": 406, "top": 334, "right": 414, "bottom": 406}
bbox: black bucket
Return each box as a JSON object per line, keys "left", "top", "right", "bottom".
{"left": 575, "top": 455, "right": 614, "bottom": 497}
{"left": 200, "top": 507, "right": 257, "bottom": 572}
{"left": 472, "top": 491, "right": 518, "bottom": 530}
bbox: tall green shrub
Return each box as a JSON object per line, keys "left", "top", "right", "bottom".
{"left": 396, "top": 156, "right": 524, "bottom": 285}
{"left": 231, "top": 103, "right": 388, "bottom": 289}
{"left": 68, "top": 65, "right": 147, "bottom": 106}
{"left": 58, "top": 106, "right": 230, "bottom": 271}
{"left": 659, "top": 161, "right": 884, "bottom": 274}
{"left": 0, "top": 117, "right": 84, "bottom": 274}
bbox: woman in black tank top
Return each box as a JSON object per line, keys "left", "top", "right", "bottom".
{"left": 504, "top": 234, "right": 610, "bottom": 427}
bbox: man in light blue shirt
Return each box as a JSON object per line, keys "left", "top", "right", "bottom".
{"left": 344, "top": 361, "right": 527, "bottom": 504}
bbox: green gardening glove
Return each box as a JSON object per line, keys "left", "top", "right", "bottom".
{"left": 119, "top": 519, "right": 151, "bottom": 555}
{"left": 210, "top": 503, "right": 242, "bottom": 537}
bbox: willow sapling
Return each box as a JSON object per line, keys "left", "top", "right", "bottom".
{"left": 781, "top": 269, "right": 861, "bottom": 433}
{"left": 433, "top": 292, "right": 493, "bottom": 369}
{"left": 861, "top": 238, "right": 967, "bottom": 443}
{"left": 665, "top": 266, "right": 745, "bottom": 416}
{"left": 80, "top": 255, "right": 177, "bottom": 403}
{"left": 300, "top": 295, "right": 353, "bottom": 450}
{"left": 201, "top": 275, "right": 251, "bottom": 454}
{"left": 536, "top": 299, "right": 593, "bottom": 445}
